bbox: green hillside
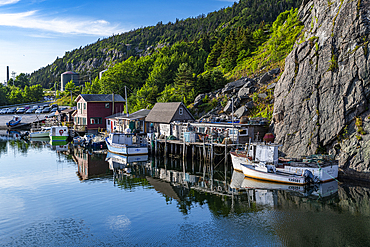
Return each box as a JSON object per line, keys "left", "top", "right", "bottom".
{"left": 29, "top": 0, "right": 301, "bottom": 89}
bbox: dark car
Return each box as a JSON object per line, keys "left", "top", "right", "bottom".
{"left": 7, "top": 108, "right": 17, "bottom": 114}
{"left": 42, "top": 107, "right": 51, "bottom": 113}
{"left": 50, "top": 104, "right": 58, "bottom": 109}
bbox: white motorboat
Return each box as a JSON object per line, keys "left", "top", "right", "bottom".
{"left": 231, "top": 142, "right": 338, "bottom": 184}
{"left": 29, "top": 127, "right": 51, "bottom": 138}
{"left": 105, "top": 132, "right": 148, "bottom": 155}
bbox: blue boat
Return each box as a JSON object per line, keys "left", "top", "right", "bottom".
{"left": 6, "top": 115, "right": 22, "bottom": 127}
{"left": 105, "top": 133, "right": 148, "bottom": 155}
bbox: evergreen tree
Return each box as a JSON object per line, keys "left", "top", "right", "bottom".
{"left": 174, "top": 63, "right": 195, "bottom": 104}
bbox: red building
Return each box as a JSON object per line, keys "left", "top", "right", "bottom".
{"left": 73, "top": 94, "right": 125, "bottom": 132}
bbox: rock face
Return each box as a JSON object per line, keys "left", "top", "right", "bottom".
{"left": 273, "top": 0, "right": 370, "bottom": 174}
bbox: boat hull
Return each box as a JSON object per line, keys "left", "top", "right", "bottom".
{"left": 276, "top": 165, "right": 338, "bottom": 182}
{"left": 230, "top": 152, "right": 248, "bottom": 172}
{"left": 105, "top": 137, "right": 148, "bottom": 155}
{"left": 29, "top": 131, "right": 50, "bottom": 138}
{"left": 241, "top": 164, "right": 307, "bottom": 185}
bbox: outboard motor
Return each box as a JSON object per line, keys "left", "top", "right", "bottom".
{"left": 303, "top": 170, "right": 319, "bottom": 184}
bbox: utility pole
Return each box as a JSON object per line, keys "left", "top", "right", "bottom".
{"left": 125, "top": 86, "right": 129, "bottom": 117}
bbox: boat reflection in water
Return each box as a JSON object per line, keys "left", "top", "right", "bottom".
{"left": 73, "top": 148, "right": 111, "bottom": 180}
{"left": 229, "top": 170, "right": 338, "bottom": 206}
{"left": 106, "top": 151, "right": 148, "bottom": 171}
{"left": 50, "top": 140, "right": 69, "bottom": 152}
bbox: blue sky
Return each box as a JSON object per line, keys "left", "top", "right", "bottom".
{"left": 0, "top": 0, "right": 234, "bottom": 84}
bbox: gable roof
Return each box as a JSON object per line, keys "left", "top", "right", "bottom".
{"left": 106, "top": 109, "right": 151, "bottom": 120}
{"left": 145, "top": 102, "right": 194, "bottom": 124}
{"left": 75, "top": 94, "right": 125, "bottom": 103}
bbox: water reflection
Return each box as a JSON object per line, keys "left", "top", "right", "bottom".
{"left": 73, "top": 148, "right": 111, "bottom": 180}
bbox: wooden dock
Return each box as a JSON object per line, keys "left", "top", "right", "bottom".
{"left": 152, "top": 138, "right": 243, "bottom": 168}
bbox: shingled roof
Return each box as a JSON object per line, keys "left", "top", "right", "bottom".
{"left": 75, "top": 94, "right": 125, "bottom": 102}
{"left": 145, "top": 102, "right": 194, "bottom": 124}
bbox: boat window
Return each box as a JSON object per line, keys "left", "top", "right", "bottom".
{"left": 105, "top": 103, "right": 110, "bottom": 108}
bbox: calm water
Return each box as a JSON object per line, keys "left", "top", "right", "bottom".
{"left": 1, "top": 136, "right": 370, "bottom": 246}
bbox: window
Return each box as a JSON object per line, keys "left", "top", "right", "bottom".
{"left": 84, "top": 103, "right": 86, "bottom": 110}
{"left": 105, "top": 103, "right": 110, "bottom": 108}
{"left": 90, "top": 117, "right": 102, "bottom": 125}
{"left": 108, "top": 120, "right": 111, "bottom": 125}
{"left": 77, "top": 103, "right": 80, "bottom": 109}
{"left": 82, "top": 118, "right": 86, "bottom": 125}
{"left": 179, "top": 107, "right": 183, "bottom": 115}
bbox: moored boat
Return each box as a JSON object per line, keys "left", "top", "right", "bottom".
{"left": 231, "top": 142, "right": 338, "bottom": 184}
{"left": 29, "top": 127, "right": 51, "bottom": 138}
{"left": 105, "top": 132, "right": 148, "bottom": 155}
{"left": 6, "top": 115, "right": 22, "bottom": 127}
{"left": 49, "top": 126, "right": 69, "bottom": 142}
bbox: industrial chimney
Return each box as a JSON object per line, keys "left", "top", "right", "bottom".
{"left": 6, "top": 66, "right": 9, "bottom": 82}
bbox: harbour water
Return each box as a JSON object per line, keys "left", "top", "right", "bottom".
{"left": 1, "top": 136, "right": 370, "bottom": 246}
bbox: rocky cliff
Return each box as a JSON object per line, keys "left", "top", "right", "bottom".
{"left": 273, "top": 0, "right": 370, "bottom": 176}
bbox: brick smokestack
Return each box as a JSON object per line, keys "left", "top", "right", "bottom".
{"left": 7, "top": 66, "right": 9, "bottom": 82}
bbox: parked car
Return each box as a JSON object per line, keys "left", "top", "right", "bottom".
{"left": 26, "top": 108, "right": 36, "bottom": 114}
{"left": 35, "top": 108, "right": 43, "bottom": 114}
{"left": 7, "top": 108, "right": 17, "bottom": 114}
{"left": 50, "top": 104, "right": 58, "bottom": 109}
{"left": 0, "top": 108, "right": 9, "bottom": 114}
{"left": 16, "top": 108, "right": 26, "bottom": 114}
{"left": 24, "top": 105, "right": 30, "bottom": 110}
{"left": 50, "top": 108, "right": 58, "bottom": 113}
{"left": 42, "top": 107, "right": 51, "bottom": 113}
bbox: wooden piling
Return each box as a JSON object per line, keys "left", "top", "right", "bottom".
{"left": 164, "top": 138, "right": 167, "bottom": 157}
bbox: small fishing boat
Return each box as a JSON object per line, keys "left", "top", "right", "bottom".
{"left": 49, "top": 126, "right": 69, "bottom": 142}
{"left": 6, "top": 115, "right": 22, "bottom": 127}
{"left": 105, "top": 132, "right": 148, "bottom": 155}
{"left": 29, "top": 127, "right": 51, "bottom": 138}
{"left": 231, "top": 142, "right": 338, "bottom": 184}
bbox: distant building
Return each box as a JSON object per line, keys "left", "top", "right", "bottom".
{"left": 73, "top": 94, "right": 125, "bottom": 132}
{"left": 61, "top": 71, "right": 79, "bottom": 91}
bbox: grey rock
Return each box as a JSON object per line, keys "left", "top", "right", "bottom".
{"left": 259, "top": 72, "right": 273, "bottom": 85}
{"left": 194, "top": 93, "right": 205, "bottom": 107}
{"left": 245, "top": 101, "right": 255, "bottom": 109}
{"left": 234, "top": 106, "right": 248, "bottom": 118}
{"left": 268, "top": 68, "right": 280, "bottom": 76}
{"left": 272, "top": 0, "right": 370, "bottom": 174}
{"left": 221, "top": 77, "right": 248, "bottom": 94}
{"left": 258, "top": 93, "right": 268, "bottom": 99}
{"left": 223, "top": 98, "right": 241, "bottom": 113}
{"left": 267, "top": 83, "right": 277, "bottom": 90}
{"left": 237, "top": 86, "right": 251, "bottom": 99}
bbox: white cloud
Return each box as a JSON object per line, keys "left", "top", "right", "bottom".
{"left": 0, "top": 10, "right": 125, "bottom": 36}
{"left": 0, "top": 0, "right": 20, "bottom": 6}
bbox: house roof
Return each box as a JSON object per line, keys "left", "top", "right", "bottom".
{"left": 106, "top": 109, "right": 151, "bottom": 121}
{"left": 75, "top": 94, "right": 125, "bottom": 103}
{"left": 145, "top": 102, "right": 194, "bottom": 124}
{"left": 117, "top": 109, "right": 151, "bottom": 120}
